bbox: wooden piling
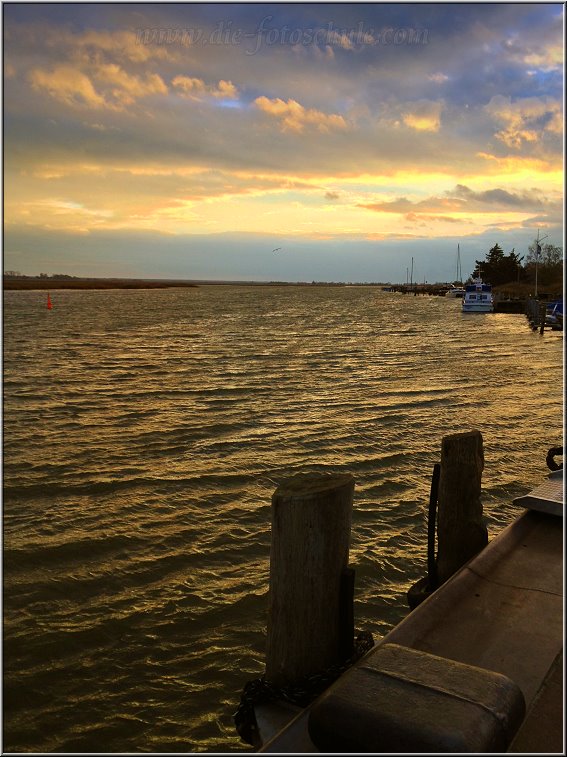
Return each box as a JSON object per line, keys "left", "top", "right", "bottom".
{"left": 265, "top": 472, "right": 354, "bottom": 687}
{"left": 436, "top": 431, "right": 488, "bottom": 584}
{"left": 539, "top": 303, "right": 547, "bottom": 335}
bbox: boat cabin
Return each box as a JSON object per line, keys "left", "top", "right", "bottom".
{"left": 462, "top": 277, "right": 494, "bottom": 312}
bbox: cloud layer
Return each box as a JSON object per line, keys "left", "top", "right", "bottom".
{"left": 3, "top": 3, "right": 563, "bottom": 279}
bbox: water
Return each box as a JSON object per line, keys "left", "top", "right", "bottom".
{"left": 2, "top": 285, "right": 563, "bottom": 752}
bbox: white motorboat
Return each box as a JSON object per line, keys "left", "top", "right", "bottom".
{"left": 462, "top": 275, "right": 494, "bottom": 313}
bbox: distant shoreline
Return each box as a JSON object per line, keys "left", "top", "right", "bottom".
{"left": 3, "top": 278, "right": 369, "bottom": 290}
{"left": 3, "top": 278, "right": 203, "bottom": 290}
{"left": 4, "top": 278, "right": 562, "bottom": 297}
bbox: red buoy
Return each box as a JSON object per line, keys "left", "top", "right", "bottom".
{"left": 47, "top": 293, "right": 53, "bottom": 310}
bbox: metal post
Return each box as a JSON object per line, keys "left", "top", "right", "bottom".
{"left": 534, "top": 229, "right": 548, "bottom": 300}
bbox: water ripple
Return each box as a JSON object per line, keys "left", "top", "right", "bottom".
{"left": 2, "top": 286, "right": 563, "bottom": 752}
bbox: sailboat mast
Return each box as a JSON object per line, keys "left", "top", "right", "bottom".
{"left": 457, "top": 243, "right": 461, "bottom": 283}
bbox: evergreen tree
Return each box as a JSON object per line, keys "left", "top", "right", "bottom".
{"left": 472, "top": 244, "right": 523, "bottom": 285}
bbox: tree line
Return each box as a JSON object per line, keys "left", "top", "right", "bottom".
{"left": 471, "top": 241, "right": 563, "bottom": 287}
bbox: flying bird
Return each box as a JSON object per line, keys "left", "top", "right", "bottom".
{"left": 272, "top": 247, "right": 282, "bottom": 252}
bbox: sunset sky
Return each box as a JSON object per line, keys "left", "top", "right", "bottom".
{"left": 3, "top": 2, "right": 564, "bottom": 282}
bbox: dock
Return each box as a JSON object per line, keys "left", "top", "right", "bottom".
{"left": 493, "top": 300, "right": 526, "bottom": 313}
{"left": 382, "top": 283, "right": 562, "bottom": 325}
{"left": 251, "top": 468, "right": 564, "bottom": 753}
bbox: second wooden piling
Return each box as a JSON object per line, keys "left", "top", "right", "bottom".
{"left": 436, "top": 430, "right": 488, "bottom": 584}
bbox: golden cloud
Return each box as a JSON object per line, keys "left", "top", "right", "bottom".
{"left": 475, "top": 153, "right": 562, "bottom": 184}
{"left": 401, "top": 100, "right": 444, "bottom": 132}
{"left": 29, "top": 66, "right": 107, "bottom": 109}
{"left": 514, "top": 39, "right": 564, "bottom": 72}
{"left": 405, "top": 212, "right": 463, "bottom": 223}
{"left": 254, "top": 96, "right": 348, "bottom": 133}
{"left": 325, "top": 31, "right": 356, "bottom": 50}
{"left": 29, "top": 62, "right": 168, "bottom": 110}
{"left": 524, "top": 47, "right": 563, "bottom": 70}
{"left": 485, "top": 95, "right": 563, "bottom": 148}
{"left": 172, "top": 75, "right": 239, "bottom": 100}
{"left": 95, "top": 63, "right": 167, "bottom": 104}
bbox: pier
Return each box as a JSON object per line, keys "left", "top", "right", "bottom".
{"left": 525, "top": 298, "right": 564, "bottom": 333}
{"left": 235, "top": 434, "right": 564, "bottom": 753}
{"left": 382, "top": 284, "right": 563, "bottom": 325}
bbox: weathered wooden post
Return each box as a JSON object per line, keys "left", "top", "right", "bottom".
{"left": 539, "top": 303, "right": 547, "bottom": 334}
{"left": 436, "top": 430, "right": 488, "bottom": 584}
{"left": 265, "top": 472, "right": 354, "bottom": 687}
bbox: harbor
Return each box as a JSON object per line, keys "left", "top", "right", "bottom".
{"left": 235, "top": 434, "right": 563, "bottom": 753}
{"left": 381, "top": 283, "right": 563, "bottom": 327}
{"left": 2, "top": 3, "right": 563, "bottom": 753}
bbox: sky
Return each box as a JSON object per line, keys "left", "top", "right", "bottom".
{"left": 2, "top": 2, "right": 564, "bottom": 282}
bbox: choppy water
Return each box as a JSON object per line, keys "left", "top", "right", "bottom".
{"left": 2, "top": 285, "right": 563, "bottom": 752}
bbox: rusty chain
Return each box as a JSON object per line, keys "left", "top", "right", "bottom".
{"left": 234, "top": 630, "right": 374, "bottom": 746}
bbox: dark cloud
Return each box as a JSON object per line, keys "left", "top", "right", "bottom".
{"left": 451, "top": 185, "right": 545, "bottom": 208}
{"left": 359, "top": 184, "right": 558, "bottom": 216}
